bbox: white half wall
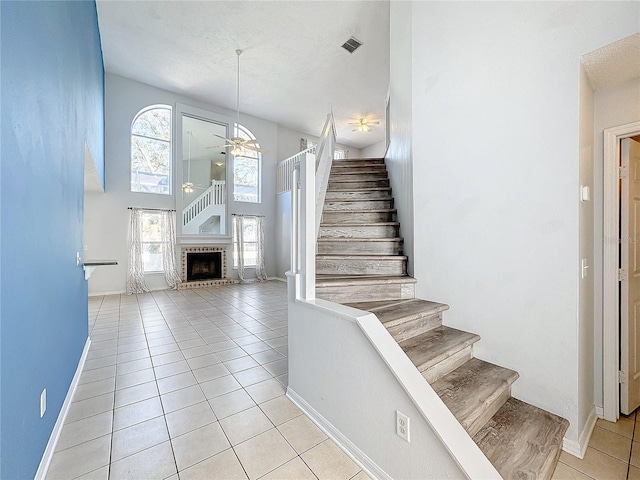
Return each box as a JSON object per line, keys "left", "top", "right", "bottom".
{"left": 406, "top": 1, "right": 639, "bottom": 444}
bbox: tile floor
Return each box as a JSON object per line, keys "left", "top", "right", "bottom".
{"left": 47, "top": 281, "right": 369, "bottom": 480}
{"left": 553, "top": 412, "right": 640, "bottom": 479}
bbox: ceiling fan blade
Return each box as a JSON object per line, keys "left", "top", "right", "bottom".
{"left": 212, "top": 133, "right": 234, "bottom": 142}
{"left": 242, "top": 139, "right": 260, "bottom": 145}
{"left": 206, "top": 143, "right": 232, "bottom": 149}
{"left": 369, "top": 121, "right": 380, "bottom": 125}
{"left": 243, "top": 145, "right": 268, "bottom": 153}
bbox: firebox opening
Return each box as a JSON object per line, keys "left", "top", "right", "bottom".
{"left": 186, "top": 252, "right": 222, "bottom": 281}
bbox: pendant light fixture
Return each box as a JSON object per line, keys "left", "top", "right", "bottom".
{"left": 210, "top": 50, "right": 267, "bottom": 156}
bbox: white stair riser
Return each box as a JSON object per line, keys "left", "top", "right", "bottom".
{"left": 319, "top": 224, "right": 400, "bottom": 239}
{"left": 325, "top": 190, "right": 392, "bottom": 200}
{"left": 387, "top": 312, "right": 443, "bottom": 343}
{"left": 324, "top": 199, "right": 393, "bottom": 211}
{"left": 328, "top": 179, "right": 390, "bottom": 190}
{"left": 316, "top": 258, "right": 406, "bottom": 276}
{"left": 316, "top": 282, "right": 415, "bottom": 303}
{"left": 322, "top": 211, "right": 396, "bottom": 224}
{"left": 317, "top": 240, "right": 403, "bottom": 255}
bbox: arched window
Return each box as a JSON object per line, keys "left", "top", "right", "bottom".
{"left": 131, "top": 105, "right": 172, "bottom": 194}
{"left": 233, "top": 124, "right": 261, "bottom": 203}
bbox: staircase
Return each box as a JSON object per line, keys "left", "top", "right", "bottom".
{"left": 316, "top": 157, "right": 569, "bottom": 480}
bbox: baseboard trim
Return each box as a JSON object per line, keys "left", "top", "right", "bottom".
{"left": 270, "top": 277, "right": 287, "bottom": 282}
{"left": 35, "top": 337, "right": 91, "bottom": 480}
{"left": 562, "top": 406, "right": 597, "bottom": 460}
{"left": 89, "top": 290, "right": 125, "bottom": 297}
{"left": 287, "top": 387, "right": 391, "bottom": 480}
{"left": 595, "top": 405, "right": 604, "bottom": 418}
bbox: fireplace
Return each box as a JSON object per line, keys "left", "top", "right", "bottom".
{"left": 179, "top": 246, "right": 236, "bottom": 289}
{"left": 186, "top": 252, "right": 221, "bottom": 281}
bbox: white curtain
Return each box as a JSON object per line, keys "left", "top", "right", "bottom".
{"left": 235, "top": 214, "right": 268, "bottom": 283}
{"left": 255, "top": 216, "right": 268, "bottom": 282}
{"left": 235, "top": 215, "right": 246, "bottom": 282}
{"left": 161, "top": 210, "right": 181, "bottom": 289}
{"left": 126, "top": 208, "right": 149, "bottom": 294}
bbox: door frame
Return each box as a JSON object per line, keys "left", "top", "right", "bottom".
{"left": 603, "top": 121, "right": 640, "bottom": 421}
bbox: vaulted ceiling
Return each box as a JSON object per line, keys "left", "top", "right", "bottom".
{"left": 96, "top": 1, "right": 390, "bottom": 150}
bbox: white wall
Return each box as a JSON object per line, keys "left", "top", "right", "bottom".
{"left": 361, "top": 140, "right": 387, "bottom": 159}
{"left": 406, "top": 1, "right": 639, "bottom": 444}
{"left": 386, "top": 0, "right": 414, "bottom": 275}
{"left": 593, "top": 78, "right": 640, "bottom": 408}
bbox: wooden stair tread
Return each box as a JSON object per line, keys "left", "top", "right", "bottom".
{"left": 316, "top": 254, "right": 407, "bottom": 260}
{"left": 323, "top": 208, "right": 397, "bottom": 213}
{"left": 432, "top": 358, "right": 519, "bottom": 436}
{"left": 354, "top": 299, "right": 449, "bottom": 327}
{"left": 473, "top": 397, "right": 569, "bottom": 480}
{"left": 399, "top": 326, "right": 480, "bottom": 372}
{"left": 315, "top": 275, "right": 416, "bottom": 286}
{"left": 332, "top": 157, "right": 384, "bottom": 165}
{"left": 321, "top": 222, "right": 400, "bottom": 227}
{"left": 317, "top": 238, "right": 403, "bottom": 243}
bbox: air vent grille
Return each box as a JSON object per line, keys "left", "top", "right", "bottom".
{"left": 341, "top": 36, "right": 363, "bottom": 54}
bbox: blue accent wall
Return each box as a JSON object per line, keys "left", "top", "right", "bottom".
{"left": 0, "top": 1, "right": 104, "bottom": 477}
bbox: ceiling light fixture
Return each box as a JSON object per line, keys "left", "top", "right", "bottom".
{"left": 182, "top": 131, "right": 194, "bottom": 193}
{"left": 349, "top": 118, "right": 380, "bottom": 132}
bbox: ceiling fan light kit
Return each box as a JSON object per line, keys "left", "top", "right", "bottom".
{"left": 349, "top": 117, "right": 380, "bottom": 133}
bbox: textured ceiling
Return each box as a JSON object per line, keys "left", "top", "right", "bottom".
{"left": 96, "top": 0, "right": 390, "bottom": 150}
{"left": 582, "top": 33, "right": 640, "bottom": 90}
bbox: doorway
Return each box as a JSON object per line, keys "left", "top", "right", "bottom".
{"left": 603, "top": 121, "right": 640, "bottom": 421}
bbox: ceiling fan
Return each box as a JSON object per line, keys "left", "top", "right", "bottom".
{"left": 349, "top": 118, "right": 380, "bottom": 132}
{"left": 209, "top": 49, "right": 267, "bottom": 157}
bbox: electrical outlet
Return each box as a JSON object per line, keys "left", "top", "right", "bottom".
{"left": 40, "top": 389, "right": 46, "bottom": 418}
{"left": 396, "top": 410, "right": 410, "bottom": 442}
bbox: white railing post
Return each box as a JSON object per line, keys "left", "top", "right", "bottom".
{"left": 291, "top": 164, "right": 300, "bottom": 275}
{"left": 299, "top": 151, "right": 316, "bottom": 300}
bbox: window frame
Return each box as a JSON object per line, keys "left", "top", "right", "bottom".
{"left": 233, "top": 216, "right": 258, "bottom": 269}
{"left": 233, "top": 123, "right": 262, "bottom": 204}
{"left": 130, "top": 105, "right": 173, "bottom": 195}
{"left": 140, "top": 210, "right": 166, "bottom": 274}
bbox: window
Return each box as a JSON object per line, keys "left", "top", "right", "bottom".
{"left": 141, "top": 211, "right": 164, "bottom": 272}
{"left": 233, "top": 124, "right": 261, "bottom": 203}
{"left": 131, "top": 106, "right": 172, "bottom": 194}
{"left": 233, "top": 216, "right": 258, "bottom": 268}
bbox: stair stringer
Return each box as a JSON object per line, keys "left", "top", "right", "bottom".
{"left": 286, "top": 291, "right": 502, "bottom": 480}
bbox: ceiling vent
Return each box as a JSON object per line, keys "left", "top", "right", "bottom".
{"left": 341, "top": 36, "right": 363, "bottom": 54}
